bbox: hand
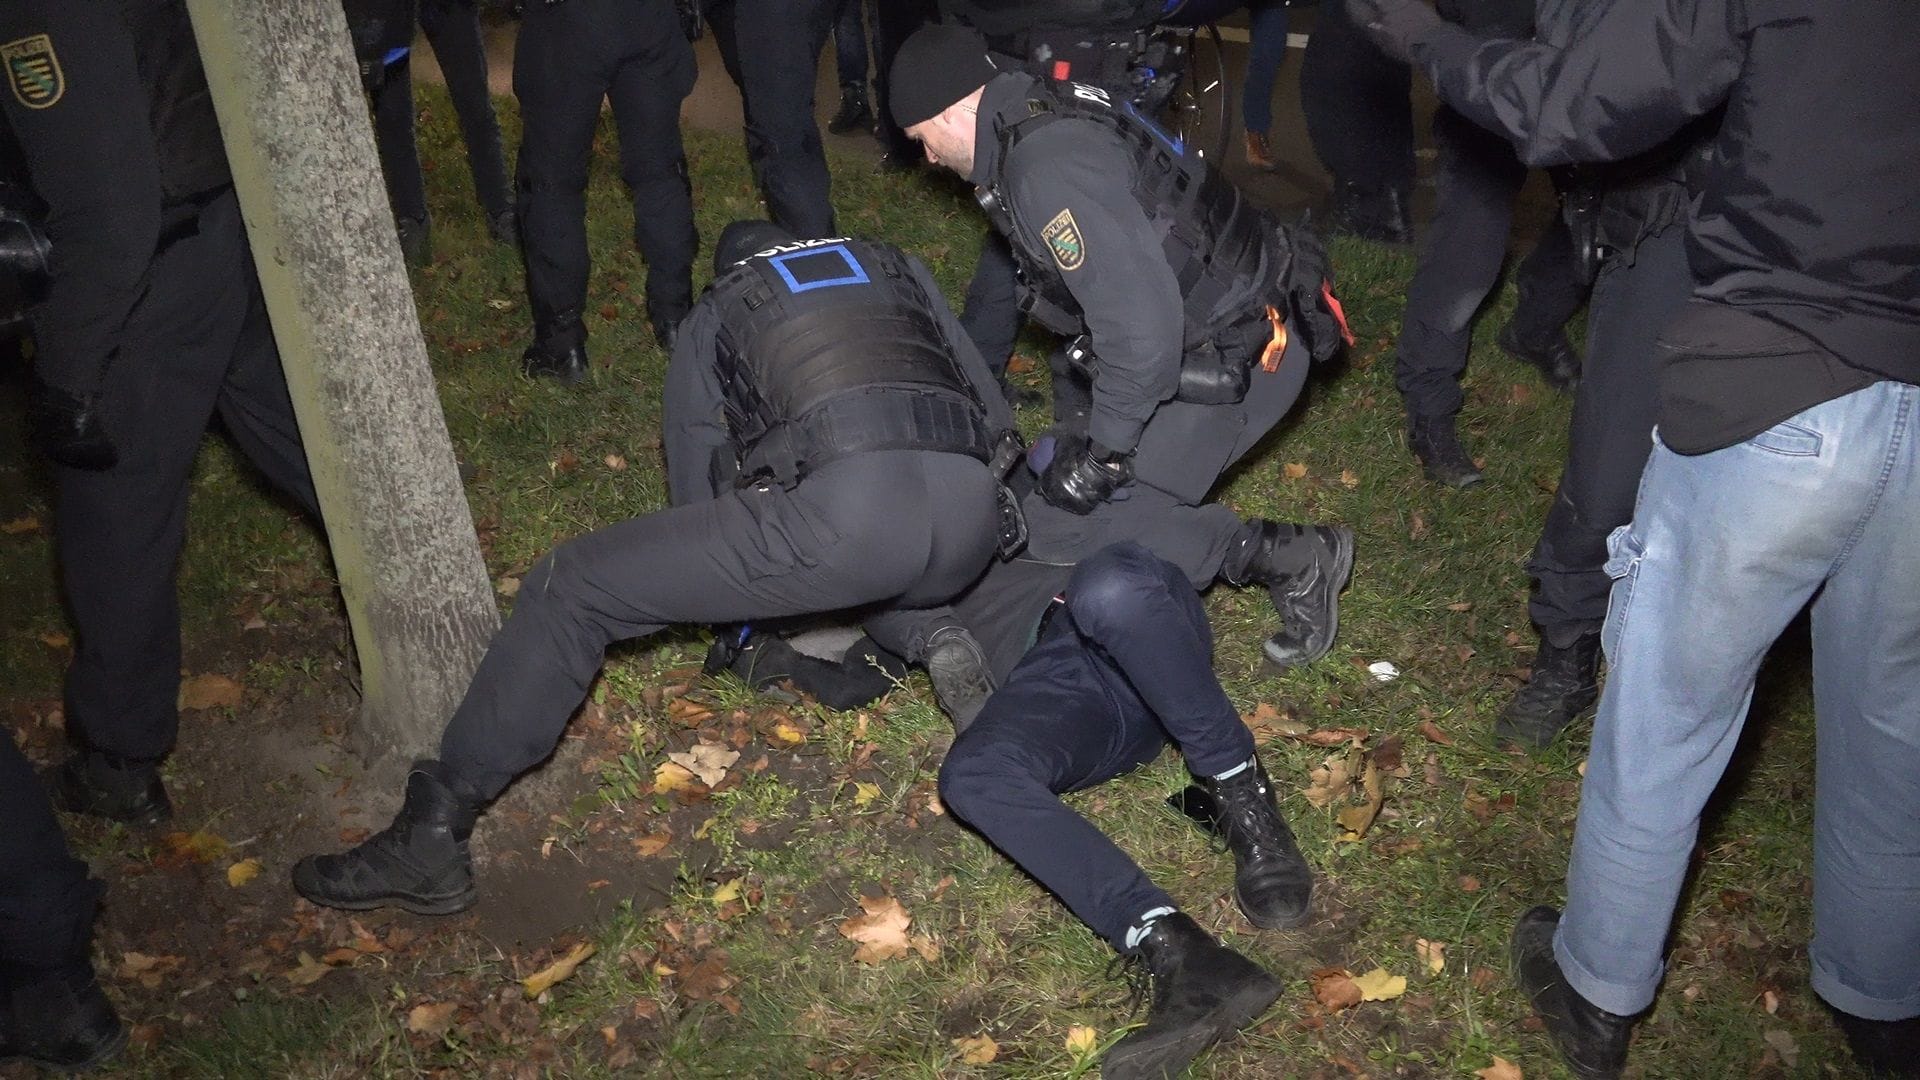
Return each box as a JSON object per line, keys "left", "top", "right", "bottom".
{"left": 1343, "top": 0, "right": 1441, "bottom": 63}
{"left": 28, "top": 380, "right": 116, "bottom": 470}
{"left": 1036, "top": 434, "right": 1133, "bottom": 515}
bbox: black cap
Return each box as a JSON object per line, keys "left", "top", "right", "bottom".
{"left": 888, "top": 24, "right": 998, "bottom": 130}
{"left": 713, "top": 219, "right": 797, "bottom": 276}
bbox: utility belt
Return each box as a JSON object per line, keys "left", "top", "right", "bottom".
{"left": 736, "top": 388, "right": 995, "bottom": 490}
{"left": 1563, "top": 173, "right": 1689, "bottom": 281}
{"left": 1059, "top": 291, "right": 1289, "bottom": 407}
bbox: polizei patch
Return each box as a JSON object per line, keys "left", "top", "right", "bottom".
{"left": 1042, "top": 208, "right": 1085, "bottom": 271}
{"left": 2, "top": 35, "right": 63, "bottom": 109}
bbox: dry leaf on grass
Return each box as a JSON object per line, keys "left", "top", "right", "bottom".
{"left": 160, "top": 830, "right": 229, "bottom": 864}
{"left": 1283, "top": 462, "right": 1309, "bottom": 479}
{"left": 1310, "top": 967, "right": 1363, "bottom": 1011}
{"left": 838, "top": 895, "right": 913, "bottom": 964}
{"left": 496, "top": 575, "right": 521, "bottom": 597}
{"left": 652, "top": 760, "right": 701, "bottom": 795}
{"left": 1336, "top": 762, "right": 1385, "bottom": 841}
{"left": 406, "top": 1001, "right": 460, "bottom": 1036}
{"left": 710, "top": 879, "right": 742, "bottom": 905}
{"left": 1414, "top": 938, "right": 1446, "bottom": 975}
{"left": 522, "top": 942, "right": 596, "bottom": 999}
{"left": 285, "top": 952, "right": 332, "bottom": 987}
{"left": 39, "top": 632, "right": 68, "bottom": 649}
{"left": 850, "top": 781, "right": 882, "bottom": 808}
{"left": 1241, "top": 701, "right": 1308, "bottom": 741}
{"left": 1352, "top": 968, "right": 1407, "bottom": 1001}
{"left": 632, "top": 830, "right": 672, "bottom": 857}
{"left": 1064, "top": 1025, "right": 1098, "bottom": 1056}
{"left": 1763, "top": 1029, "right": 1799, "bottom": 1068}
{"left": 1340, "top": 468, "right": 1360, "bottom": 489}
{"left": 666, "top": 743, "right": 738, "bottom": 787}
{"left": 1475, "top": 1055, "right": 1524, "bottom": 1080}
{"left": 1303, "top": 754, "right": 1354, "bottom": 808}
{"left": 951, "top": 1034, "right": 998, "bottom": 1064}
{"left": 178, "top": 673, "right": 242, "bottom": 711}
{"left": 909, "top": 933, "right": 940, "bottom": 962}
{"left": 1, "top": 515, "right": 41, "bottom": 535}
{"left": 116, "top": 952, "right": 184, "bottom": 989}
{"left": 226, "top": 859, "right": 262, "bottom": 888}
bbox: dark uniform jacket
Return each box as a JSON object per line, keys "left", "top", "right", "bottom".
{"left": 1406, "top": 0, "right": 1920, "bottom": 450}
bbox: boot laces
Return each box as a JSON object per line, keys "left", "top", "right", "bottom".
{"left": 1106, "top": 952, "right": 1155, "bottom": 1017}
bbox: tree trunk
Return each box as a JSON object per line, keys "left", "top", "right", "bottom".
{"left": 185, "top": 0, "right": 500, "bottom": 767}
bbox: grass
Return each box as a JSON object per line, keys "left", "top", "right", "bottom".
{"left": 0, "top": 84, "right": 1853, "bottom": 1078}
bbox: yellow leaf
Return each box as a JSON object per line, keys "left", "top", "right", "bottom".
{"left": 1064, "top": 1025, "right": 1098, "bottom": 1056}
{"left": 909, "top": 933, "right": 941, "bottom": 962}
{"left": 653, "top": 760, "right": 700, "bottom": 794}
{"left": 838, "top": 894, "right": 913, "bottom": 965}
{"left": 285, "top": 952, "right": 333, "bottom": 987}
{"left": 522, "top": 942, "right": 596, "bottom": 999}
{"left": 497, "top": 575, "right": 522, "bottom": 597}
{"left": 1340, "top": 468, "right": 1360, "bottom": 488}
{"left": 162, "top": 830, "right": 230, "bottom": 863}
{"left": 603, "top": 454, "right": 628, "bottom": 471}
{"left": 772, "top": 719, "right": 807, "bottom": 745}
{"left": 1336, "top": 761, "right": 1386, "bottom": 841}
{"left": 711, "top": 879, "right": 743, "bottom": 905}
{"left": 851, "top": 781, "right": 882, "bottom": 809}
{"left": 1475, "top": 1055, "right": 1524, "bottom": 1080}
{"left": 1283, "top": 462, "right": 1309, "bottom": 479}
{"left": 951, "top": 1034, "right": 998, "bottom": 1064}
{"left": 178, "top": 673, "right": 243, "bottom": 711}
{"left": 1414, "top": 938, "right": 1446, "bottom": 975}
{"left": 406, "top": 1001, "right": 460, "bottom": 1035}
{"left": 1351, "top": 967, "right": 1407, "bottom": 1002}
{"left": 226, "top": 858, "right": 263, "bottom": 888}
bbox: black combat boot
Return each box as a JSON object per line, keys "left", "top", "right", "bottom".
{"left": 1511, "top": 907, "right": 1634, "bottom": 1080}
{"left": 1830, "top": 1006, "right": 1920, "bottom": 1078}
{"left": 1496, "top": 631, "right": 1601, "bottom": 748}
{"left": 1498, "top": 324, "right": 1582, "bottom": 393}
{"left": 486, "top": 207, "right": 519, "bottom": 247}
{"left": 1184, "top": 761, "right": 1314, "bottom": 929}
{"left": 827, "top": 82, "right": 872, "bottom": 135}
{"left": 52, "top": 750, "right": 171, "bottom": 826}
{"left": 1224, "top": 521, "right": 1356, "bottom": 669}
{"left": 395, "top": 214, "right": 431, "bottom": 267}
{"left": 1407, "top": 413, "right": 1484, "bottom": 488}
{"left": 291, "top": 762, "right": 481, "bottom": 916}
{"left": 1330, "top": 180, "right": 1413, "bottom": 245}
{"left": 0, "top": 962, "right": 126, "bottom": 1073}
{"left": 1102, "top": 913, "right": 1282, "bottom": 1080}
{"left": 925, "top": 625, "right": 996, "bottom": 734}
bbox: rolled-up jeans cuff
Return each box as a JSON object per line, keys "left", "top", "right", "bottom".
{"left": 1553, "top": 922, "right": 1660, "bottom": 1018}
{"left": 1811, "top": 948, "right": 1920, "bottom": 1022}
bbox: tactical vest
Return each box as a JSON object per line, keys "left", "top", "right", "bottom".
{"left": 710, "top": 238, "right": 996, "bottom": 486}
{"left": 122, "top": 0, "right": 231, "bottom": 205}
{"left": 976, "top": 81, "right": 1276, "bottom": 350}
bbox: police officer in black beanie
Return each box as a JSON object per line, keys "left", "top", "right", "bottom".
{"left": 292, "top": 221, "right": 1018, "bottom": 915}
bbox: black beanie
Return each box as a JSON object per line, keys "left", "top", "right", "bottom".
{"left": 713, "top": 219, "right": 797, "bottom": 276}
{"left": 888, "top": 24, "right": 998, "bottom": 130}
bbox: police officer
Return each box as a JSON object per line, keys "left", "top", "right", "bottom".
{"left": 1395, "top": 0, "right": 1590, "bottom": 487}
{"left": 1298, "top": 0, "right": 1415, "bottom": 244}
{"left": 889, "top": 25, "right": 1355, "bottom": 670}
{"left": 2, "top": 0, "right": 320, "bottom": 825}
{"left": 291, "top": 221, "right": 1017, "bottom": 913}
{"left": 705, "top": 0, "right": 839, "bottom": 238}
{"left": 513, "top": 0, "right": 697, "bottom": 382}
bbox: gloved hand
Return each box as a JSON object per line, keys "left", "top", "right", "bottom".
{"left": 1343, "top": 0, "right": 1442, "bottom": 63}
{"left": 1281, "top": 221, "right": 1355, "bottom": 364}
{"left": 29, "top": 380, "right": 116, "bottom": 470}
{"left": 1036, "top": 433, "right": 1133, "bottom": 515}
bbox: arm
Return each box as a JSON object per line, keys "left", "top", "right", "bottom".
{"left": 1005, "top": 125, "right": 1183, "bottom": 456}
{"left": 907, "top": 254, "right": 1017, "bottom": 435}
{"left": 662, "top": 300, "right": 733, "bottom": 505}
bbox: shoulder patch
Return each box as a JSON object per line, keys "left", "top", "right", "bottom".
{"left": 3, "top": 34, "right": 63, "bottom": 109}
{"left": 1041, "top": 208, "right": 1085, "bottom": 272}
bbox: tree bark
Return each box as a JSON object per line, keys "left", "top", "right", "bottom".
{"left": 185, "top": 0, "right": 500, "bottom": 767}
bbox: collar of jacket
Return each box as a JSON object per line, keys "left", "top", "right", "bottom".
{"left": 968, "top": 71, "right": 1037, "bottom": 188}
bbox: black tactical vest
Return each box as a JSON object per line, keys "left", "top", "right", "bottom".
{"left": 122, "top": 0, "right": 231, "bottom": 205}
{"left": 710, "top": 237, "right": 996, "bottom": 485}
{"left": 977, "top": 81, "right": 1277, "bottom": 350}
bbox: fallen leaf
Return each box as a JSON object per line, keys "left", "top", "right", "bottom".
{"left": 522, "top": 942, "right": 596, "bottom": 998}
{"left": 771, "top": 718, "right": 807, "bottom": 745}
{"left": 486, "top": 297, "right": 515, "bottom": 311}
{"left": 497, "top": 575, "right": 521, "bottom": 597}
{"left": 652, "top": 760, "right": 701, "bottom": 795}
{"left": 838, "top": 895, "right": 913, "bottom": 965}
{"left": 407, "top": 1001, "right": 460, "bottom": 1036}
{"left": 1298, "top": 726, "right": 1370, "bottom": 747}
{"left": 1241, "top": 701, "right": 1307, "bottom": 741}
{"left": 1470, "top": 967, "right": 1501, "bottom": 991}
{"left": 666, "top": 743, "right": 739, "bottom": 787}
{"left": 1303, "top": 754, "right": 1353, "bottom": 809}
{"left": 226, "top": 858, "right": 263, "bottom": 888}
{"left": 1283, "top": 462, "right": 1309, "bottom": 480}
{"left": 39, "top": 632, "right": 68, "bottom": 649}
{"left": 1762, "top": 989, "right": 1780, "bottom": 1015}
{"left": 850, "top": 781, "right": 882, "bottom": 809}
{"left": 951, "top": 1034, "right": 998, "bottom": 1064}
{"left": 1509, "top": 383, "right": 1534, "bottom": 405}
{"left": 1445, "top": 601, "right": 1473, "bottom": 612}
{"left": 1336, "top": 762, "right": 1385, "bottom": 841}
{"left": 241, "top": 614, "right": 268, "bottom": 631}
{"left": 603, "top": 454, "right": 627, "bottom": 471}
{"left": 116, "top": 952, "right": 184, "bottom": 989}
{"left": 1064, "top": 1025, "right": 1098, "bottom": 1056}
{"left": 178, "top": 673, "right": 243, "bottom": 711}
{"left": 1417, "top": 719, "right": 1455, "bottom": 746}
{"left": 1409, "top": 511, "right": 1429, "bottom": 540}
{"left": 711, "top": 879, "right": 743, "bottom": 905}
{"left": 285, "top": 952, "right": 333, "bottom": 987}
{"left": 1414, "top": 938, "right": 1446, "bottom": 975}
{"left": 1763, "top": 1030, "right": 1798, "bottom": 1068}
{"left": 1339, "top": 468, "right": 1360, "bottom": 489}
{"left": 160, "top": 830, "right": 229, "bottom": 864}
{"left": 679, "top": 953, "right": 736, "bottom": 1000}
{"left": 632, "top": 830, "right": 672, "bottom": 857}
{"left": 1352, "top": 968, "right": 1407, "bottom": 1001}
{"left": 1, "top": 515, "right": 41, "bottom": 534}
{"left": 1310, "top": 967, "right": 1363, "bottom": 1011}
{"left": 909, "top": 933, "right": 941, "bottom": 961}
{"left": 1459, "top": 874, "right": 1482, "bottom": 892}
{"left": 1475, "top": 1055, "right": 1524, "bottom": 1080}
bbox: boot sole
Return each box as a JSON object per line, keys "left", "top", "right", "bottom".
{"left": 1101, "top": 974, "right": 1283, "bottom": 1079}
{"left": 1260, "top": 528, "right": 1355, "bottom": 672}
{"left": 1235, "top": 880, "right": 1313, "bottom": 931}
{"left": 292, "top": 882, "right": 477, "bottom": 917}
{"left": 1493, "top": 695, "right": 1600, "bottom": 750}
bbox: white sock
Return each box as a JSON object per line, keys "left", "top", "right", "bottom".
{"left": 1123, "top": 906, "right": 1178, "bottom": 950}
{"left": 1209, "top": 756, "right": 1257, "bottom": 782}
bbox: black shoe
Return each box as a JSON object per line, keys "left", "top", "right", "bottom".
{"left": 0, "top": 964, "right": 126, "bottom": 1072}
{"left": 291, "top": 762, "right": 481, "bottom": 916}
{"left": 1103, "top": 913, "right": 1282, "bottom": 1080}
{"left": 1229, "top": 523, "right": 1354, "bottom": 669}
{"left": 1511, "top": 906, "right": 1634, "bottom": 1080}
{"left": 521, "top": 341, "right": 590, "bottom": 384}
{"left": 1830, "top": 1007, "right": 1920, "bottom": 1078}
{"left": 486, "top": 208, "right": 519, "bottom": 247}
{"left": 925, "top": 626, "right": 996, "bottom": 734}
{"left": 649, "top": 303, "right": 689, "bottom": 352}
{"left": 1407, "top": 414, "right": 1484, "bottom": 488}
{"left": 1329, "top": 181, "right": 1413, "bottom": 246}
{"left": 1185, "top": 762, "right": 1313, "bottom": 929}
{"left": 52, "top": 752, "right": 171, "bottom": 827}
{"left": 395, "top": 215, "right": 431, "bottom": 267}
{"left": 1499, "top": 324, "right": 1582, "bottom": 393}
{"left": 827, "top": 84, "right": 872, "bottom": 135}
{"left": 1496, "top": 631, "right": 1601, "bottom": 748}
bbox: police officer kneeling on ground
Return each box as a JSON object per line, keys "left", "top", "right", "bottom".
{"left": 292, "top": 221, "right": 1017, "bottom": 912}
{"left": 888, "top": 25, "right": 1357, "bottom": 671}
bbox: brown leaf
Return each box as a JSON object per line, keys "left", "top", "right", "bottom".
{"left": 1241, "top": 701, "right": 1307, "bottom": 741}
{"left": 1509, "top": 383, "right": 1534, "bottom": 405}
{"left": 1416, "top": 719, "right": 1455, "bottom": 746}
{"left": 1298, "top": 726, "right": 1370, "bottom": 747}
{"left": 951, "top": 1034, "right": 998, "bottom": 1064}
{"left": 1409, "top": 511, "right": 1429, "bottom": 541}
{"left": 407, "top": 1001, "right": 460, "bottom": 1036}
{"left": 522, "top": 942, "right": 596, "bottom": 998}
{"left": 599, "top": 304, "right": 620, "bottom": 321}
{"left": 115, "top": 952, "right": 184, "bottom": 989}
{"left": 159, "top": 830, "right": 229, "bottom": 864}
{"left": 1414, "top": 938, "right": 1446, "bottom": 975}
{"left": 39, "top": 632, "right": 69, "bottom": 649}
{"left": 909, "top": 933, "right": 941, "bottom": 962}
{"left": 1371, "top": 735, "right": 1405, "bottom": 775}
{"left": 1310, "top": 967, "right": 1363, "bottom": 1011}
{"left": 1282, "top": 462, "right": 1309, "bottom": 480}
{"left": 1469, "top": 967, "right": 1501, "bottom": 991}
{"left": 678, "top": 953, "right": 736, "bottom": 1001}
{"left": 285, "top": 952, "right": 333, "bottom": 987}
{"left": 178, "top": 673, "right": 243, "bottom": 711}
{"left": 1475, "top": 1055, "right": 1524, "bottom": 1080}
{"left": 1339, "top": 468, "right": 1360, "bottom": 489}
{"left": 652, "top": 761, "right": 702, "bottom": 795}
{"left": 1445, "top": 601, "right": 1473, "bottom": 612}
{"left": 667, "top": 743, "right": 739, "bottom": 787}
{"left": 603, "top": 454, "right": 628, "bottom": 471}
{"left": 1458, "top": 874, "right": 1482, "bottom": 893}
{"left": 1, "top": 514, "right": 42, "bottom": 535}
{"left": 1335, "top": 761, "right": 1384, "bottom": 841}
{"left": 838, "top": 895, "right": 913, "bottom": 964}
{"left": 632, "top": 830, "right": 672, "bottom": 857}
{"left": 1303, "top": 754, "right": 1353, "bottom": 809}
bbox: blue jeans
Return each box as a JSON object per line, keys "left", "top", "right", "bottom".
{"left": 1241, "top": 0, "right": 1291, "bottom": 136}
{"left": 1555, "top": 379, "right": 1920, "bottom": 1021}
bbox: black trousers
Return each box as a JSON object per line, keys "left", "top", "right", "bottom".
{"left": 938, "top": 543, "right": 1256, "bottom": 948}
{"left": 371, "top": 0, "right": 514, "bottom": 225}
{"left": 439, "top": 450, "right": 998, "bottom": 800}
{"left": 707, "top": 0, "right": 838, "bottom": 239}
{"left": 1396, "top": 107, "right": 1588, "bottom": 420}
{"left": 868, "top": 0, "right": 936, "bottom": 158}
{"left": 1298, "top": 0, "right": 1414, "bottom": 196}
{"left": 513, "top": 0, "right": 697, "bottom": 347}
{"left": 56, "top": 190, "right": 317, "bottom": 764}
{"left": 1527, "top": 223, "right": 1691, "bottom": 644}
{"left": 0, "top": 736, "right": 99, "bottom": 979}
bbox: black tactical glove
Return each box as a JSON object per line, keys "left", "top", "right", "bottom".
{"left": 28, "top": 380, "right": 117, "bottom": 471}
{"left": 1037, "top": 433, "right": 1133, "bottom": 515}
{"left": 1281, "top": 220, "right": 1354, "bottom": 364}
{"left": 1343, "top": 0, "right": 1442, "bottom": 63}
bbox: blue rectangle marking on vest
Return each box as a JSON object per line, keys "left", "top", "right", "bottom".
{"left": 768, "top": 245, "right": 870, "bottom": 293}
